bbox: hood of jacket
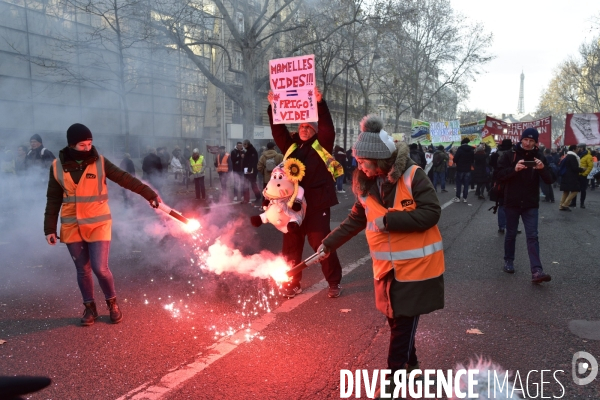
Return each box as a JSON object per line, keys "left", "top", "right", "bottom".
{"left": 353, "top": 141, "right": 411, "bottom": 196}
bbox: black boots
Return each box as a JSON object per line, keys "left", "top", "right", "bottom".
{"left": 106, "top": 298, "right": 123, "bottom": 324}
{"left": 81, "top": 302, "right": 98, "bottom": 326}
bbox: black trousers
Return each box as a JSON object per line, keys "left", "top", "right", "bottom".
{"left": 387, "top": 315, "right": 420, "bottom": 372}
{"left": 282, "top": 208, "right": 342, "bottom": 286}
{"left": 194, "top": 177, "right": 205, "bottom": 199}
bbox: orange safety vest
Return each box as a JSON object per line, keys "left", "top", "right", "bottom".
{"left": 216, "top": 153, "right": 230, "bottom": 173}
{"left": 52, "top": 156, "right": 112, "bottom": 243}
{"left": 448, "top": 153, "right": 454, "bottom": 167}
{"left": 359, "top": 165, "right": 444, "bottom": 282}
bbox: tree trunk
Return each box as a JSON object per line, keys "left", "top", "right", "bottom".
{"left": 242, "top": 73, "right": 256, "bottom": 141}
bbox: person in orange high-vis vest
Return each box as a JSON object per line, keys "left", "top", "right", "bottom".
{"left": 320, "top": 115, "right": 444, "bottom": 393}
{"left": 44, "top": 123, "right": 160, "bottom": 327}
{"left": 214, "top": 146, "right": 232, "bottom": 199}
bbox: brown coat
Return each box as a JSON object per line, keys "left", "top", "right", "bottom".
{"left": 322, "top": 141, "right": 444, "bottom": 317}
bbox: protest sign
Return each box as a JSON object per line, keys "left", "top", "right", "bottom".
{"left": 410, "top": 119, "right": 430, "bottom": 142}
{"left": 269, "top": 54, "right": 317, "bottom": 124}
{"left": 430, "top": 120, "right": 461, "bottom": 144}
{"left": 482, "top": 116, "right": 552, "bottom": 148}
{"left": 564, "top": 113, "right": 600, "bottom": 146}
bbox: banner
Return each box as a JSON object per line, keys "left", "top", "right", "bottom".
{"left": 482, "top": 116, "right": 552, "bottom": 148}
{"left": 206, "top": 145, "right": 220, "bottom": 155}
{"left": 553, "top": 134, "right": 563, "bottom": 148}
{"left": 430, "top": 120, "right": 461, "bottom": 144}
{"left": 564, "top": 113, "right": 600, "bottom": 146}
{"left": 269, "top": 54, "right": 317, "bottom": 124}
{"left": 410, "top": 119, "right": 430, "bottom": 142}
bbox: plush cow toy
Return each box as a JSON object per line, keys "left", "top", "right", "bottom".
{"left": 250, "top": 158, "right": 307, "bottom": 233}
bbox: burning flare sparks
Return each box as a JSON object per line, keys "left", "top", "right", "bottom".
{"left": 204, "top": 239, "right": 291, "bottom": 284}
{"left": 185, "top": 219, "right": 201, "bottom": 232}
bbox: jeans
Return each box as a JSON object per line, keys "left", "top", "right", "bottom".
{"left": 66, "top": 241, "right": 116, "bottom": 303}
{"left": 336, "top": 176, "right": 344, "bottom": 191}
{"left": 218, "top": 172, "right": 228, "bottom": 194}
{"left": 232, "top": 172, "right": 243, "bottom": 198}
{"left": 504, "top": 207, "right": 543, "bottom": 273}
{"left": 387, "top": 315, "right": 420, "bottom": 372}
{"left": 194, "top": 176, "right": 206, "bottom": 199}
{"left": 433, "top": 171, "right": 445, "bottom": 191}
{"left": 243, "top": 174, "right": 261, "bottom": 202}
{"left": 455, "top": 171, "right": 471, "bottom": 199}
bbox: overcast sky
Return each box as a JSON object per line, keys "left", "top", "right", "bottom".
{"left": 450, "top": 0, "right": 600, "bottom": 116}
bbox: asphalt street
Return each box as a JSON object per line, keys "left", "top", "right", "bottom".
{"left": 0, "top": 181, "right": 599, "bottom": 399}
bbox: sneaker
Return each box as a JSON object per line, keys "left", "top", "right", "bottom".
{"left": 503, "top": 260, "right": 515, "bottom": 273}
{"left": 581, "top": 204, "right": 586, "bottom": 209}
{"left": 531, "top": 271, "right": 552, "bottom": 283}
{"left": 462, "top": 198, "right": 468, "bottom": 203}
{"left": 233, "top": 196, "right": 238, "bottom": 201}
{"left": 441, "top": 189, "right": 448, "bottom": 193}
{"left": 282, "top": 283, "right": 302, "bottom": 298}
{"left": 327, "top": 284, "right": 342, "bottom": 298}
{"left": 498, "top": 228, "right": 505, "bottom": 234}
{"left": 517, "top": 230, "right": 522, "bottom": 234}
{"left": 451, "top": 197, "right": 461, "bottom": 203}
{"left": 559, "top": 207, "right": 572, "bottom": 211}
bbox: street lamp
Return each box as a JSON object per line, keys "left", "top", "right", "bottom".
{"left": 343, "top": 66, "right": 350, "bottom": 150}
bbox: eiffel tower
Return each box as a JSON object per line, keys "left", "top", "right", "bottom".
{"left": 517, "top": 71, "right": 525, "bottom": 114}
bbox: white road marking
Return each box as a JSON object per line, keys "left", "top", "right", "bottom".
{"left": 117, "top": 254, "right": 373, "bottom": 400}
{"left": 120, "top": 190, "right": 454, "bottom": 399}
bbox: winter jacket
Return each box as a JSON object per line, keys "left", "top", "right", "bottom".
{"left": 579, "top": 149, "right": 593, "bottom": 177}
{"left": 453, "top": 144, "right": 475, "bottom": 173}
{"left": 334, "top": 146, "right": 347, "bottom": 171}
{"left": 472, "top": 151, "right": 490, "bottom": 184}
{"left": 431, "top": 150, "right": 449, "bottom": 173}
{"left": 323, "top": 142, "right": 444, "bottom": 318}
{"left": 142, "top": 153, "right": 163, "bottom": 179}
{"left": 230, "top": 148, "right": 245, "bottom": 173}
{"left": 25, "top": 146, "right": 55, "bottom": 170}
{"left": 242, "top": 143, "right": 259, "bottom": 177}
{"left": 268, "top": 100, "right": 338, "bottom": 216}
{"left": 497, "top": 144, "right": 553, "bottom": 208}
{"left": 257, "top": 149, "right": 284, "bottom": 184}
{"left": 44, "top": 146, "right": 157, "bottom": 235}
{"left": 559, "top": 152, "right": 581, "bottom": 192}
{"left": 119, "top": 157, "right": 136, "bottom": 176}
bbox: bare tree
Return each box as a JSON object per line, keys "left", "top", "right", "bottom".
{"left": 378, "top": 0, "right": 493, "bottom": 120}
{"left": 155, "top": 0, "right": 360, "bottom": 140}
{"left": 27, "top": 0, "right": 155, "bottom": 152}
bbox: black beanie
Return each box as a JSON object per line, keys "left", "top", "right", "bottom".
{"left": 30, "top": 133, "right": 43, "bottom": 144}
{"left": 461, "top": 137, "right": 470, "bottom": 145}
{"left": 67, "top": 123, "right": 93, "bottom": 146}
{"left": 521, "top": 128, "right": 539, "bottom": 143}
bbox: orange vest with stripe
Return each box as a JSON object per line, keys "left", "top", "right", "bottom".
{"left": 216, "top": 153, "right": 230, "bottom": 172}
{"left": 359, "top": 165, "right": 444, "bottom": 282}
{"left": 52, "top": 156, "right": 112, "bottom": 243}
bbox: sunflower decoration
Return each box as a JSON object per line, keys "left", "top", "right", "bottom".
{"left": 283, "top": 157, "right": 306, "bottom": 208}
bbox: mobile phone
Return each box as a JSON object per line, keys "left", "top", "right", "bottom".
{"left": 523, "top": 160, "right": 536, "bottom": 167}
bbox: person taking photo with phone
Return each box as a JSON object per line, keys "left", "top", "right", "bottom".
{"left": 496, "top": 128, "right": 554, "bottom": 283}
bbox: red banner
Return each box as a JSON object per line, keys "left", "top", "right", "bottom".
{"left": 482, "top": 116, "right": 552, "bottom": 147}
{"left": 564, "top": 113, "right": 600, "bottom": 146}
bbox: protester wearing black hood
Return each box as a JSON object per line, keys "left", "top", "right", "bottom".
{"left": 267, "top": 87, "right": 343, "bottom": 299}
{"left": 452, "top": 137, "right": 475, "bottom": 202}
{"left": 25, "top": 133, "right": 55, "bottom": 171}
{"left": 408, "top": 143, "right": 426, "bottom": 169}
{"left": 241, "top": 139, "right": 262, "bottom": 204}
{"left": 496, "top": 128, "right": 553, "bottom": 283}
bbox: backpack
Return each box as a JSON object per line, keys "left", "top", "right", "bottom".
{"left": 558, "top": 158, "right": 568, "bottom": 177}
{"left": 265, "top": 156, "right": 276, "bottom": 172}
{"left": 432, "top": 153, "right": 443, "bottom": 168}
